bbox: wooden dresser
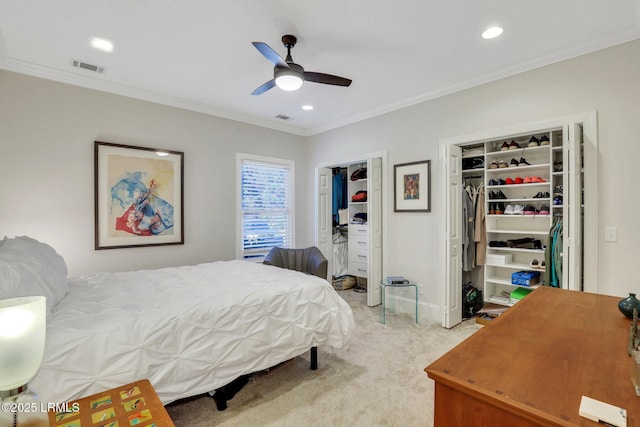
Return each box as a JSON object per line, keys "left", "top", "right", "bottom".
{"left": 425, "top": 287, "right": 640, "bottom": 426}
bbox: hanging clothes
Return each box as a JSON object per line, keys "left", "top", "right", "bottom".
{"left": 332, "top": 169, "right": 347, "bottom": 225}
{"left": 545, "top": 217, "right": 563, "bottom": 287}
{"left": 474, "top": 184, "right": 486, "bottom": 265}
{"left": 332, "top": 230, "right": 348, "bottom": 277}
{"left": 462, "top": 186, "right": 476, "bottom": 272}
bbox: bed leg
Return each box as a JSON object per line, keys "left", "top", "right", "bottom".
{"left": 310, "top": 346, "right": 318, "bottom": 370}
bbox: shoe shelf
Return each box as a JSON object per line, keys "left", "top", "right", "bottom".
{"left": 487, "top": 229, "right": 548, "bottom": 235}
{"left": 486, "top": 163, "right": 550, "bottom": 174}
{"left": 488, "top": 198, "right": 550, "bottom": 203}
{"left": 486, "top": 295, "right": 513, "bottom": 306}
{"left": 485, "top": 144, "right": 551, "bottom": 157}
{"left": 487, "top": 182, "right": 549, "bottom": 190}
{"left": 488, "top": 262, "right": 546, "bottom": 271}
{"left": 486, "top": 276, "right": 543, "bottom": 287}
{"left": 489, "top": 247, "right": 545, "bottom": 254}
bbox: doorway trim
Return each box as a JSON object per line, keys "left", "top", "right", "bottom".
{"left": 315, "top": 150, "right": 389, "bottom": 306}
{"left": 439, "top": 111, "right": 598, "bottom": 327}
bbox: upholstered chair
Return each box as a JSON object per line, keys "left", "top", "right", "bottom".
{"left": 263, "top": 246, "right": 328, "bottom": 280}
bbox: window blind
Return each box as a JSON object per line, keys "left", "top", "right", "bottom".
{"left": 240, "top": 159, "right": 292, "bottom": 260}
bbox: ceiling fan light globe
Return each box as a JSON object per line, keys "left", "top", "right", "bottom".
{"left": 275, "top": 74, "right": 303, "bottom": 91}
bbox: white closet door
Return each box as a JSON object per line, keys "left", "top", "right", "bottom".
{"left": 315, "top": 167, "right": 333, "bottom": 280}
{"left": 367, "top": 157, "right": 383, "bottom": 307}
{"left": 564, "top": 123, "right": 583, "bottom": 291}
{"left": 444, "top": 144, "right": 463, "bottom": 328}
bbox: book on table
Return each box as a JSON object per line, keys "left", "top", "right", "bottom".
{"left": 386, "top": 276, "right": 410, "bottom": 284}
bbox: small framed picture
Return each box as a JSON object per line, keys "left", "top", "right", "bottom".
{"left": 94, "top": 141, "right": 184, "bottom": 249}
{"left": 394, "top": 160, "right": 431, "bottom": 212}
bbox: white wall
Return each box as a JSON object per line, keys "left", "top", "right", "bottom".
{"left": 3, "top": 39, "right": 639, "bottom": 318}
{"left": 0, "top": 70, "right": 308, "bottom": 276}
{"left": 307, "top": 39, "right": 640, "bottom": 319}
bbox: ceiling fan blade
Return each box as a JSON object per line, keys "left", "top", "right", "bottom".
{"left": 303, "top": 71, "right": 352, "bottom": 87}
{"left": 251, "top": 79, "right": 276, "bottom": 96}
{"left": 252, "top": 42, "right": 289, "bottom": 69}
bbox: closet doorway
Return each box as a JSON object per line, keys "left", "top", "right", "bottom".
{"left": 440, "top": 113, "right": 598, "bottom": 328}
{"left": 315, "top": 152, "right": 386, "bottom": 307}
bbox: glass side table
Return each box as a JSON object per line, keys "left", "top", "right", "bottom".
{"left": 379, "top": 281, "right": 418, "bottom": 324}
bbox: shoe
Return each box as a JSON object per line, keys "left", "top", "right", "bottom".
{"left": 539, "top": 135, "right": 550, "bottom": 146}
{"left": 496, "top": 190, "right": 508, "bottom": 199}
{"left": 518, "top": 157, "right": 530, "bottom": 166}
{"left": 553, "top": 161, "right": 563, "bottom": 172}
{"left": 497, "top": 178, "right": 506, "bottom": 186}
{"left": 523, "top": 205, "right": 537, "bottom": 215}
{"left": 500, "top": 141, "right": 510, "bottom": 151}
{"left": 489, "top": 203, "right": 495, "bottom": 215}
{"left": 512, "top": 204, "right": 525, "bottom": 215}
{"left": 489, "top": 160, "right": 499, "bottom": 169}
{"left": 533, "top": 191, "right": 550, "bottom": 199}
{"left": 553, "top": 197, "right": 563, "bottom": 206}
{"left": 495, "top": 203, "right": 505, "bottom": 215}
{"left": 509, "top": 158, "right": 519, "bottom": 167}
{"left": 554, "top": 185, "right": 563, "bottom": 195}
{"left": 531, "top": 176, "right": 546, "bottom": 183}
{"left": 528, "top": 136, "right": 539, "bottom": 147}
{"left": 514, "top": 177, "right": 524, "bottom": 184}
{"left": 529, "top": 259, "right": 540, "bottom": 268}
{"left": 523, "top": 176, "right": 533, "bottom": 184}
{"left": 539, "top": 204, "right": 550, "bottom": 215}
{"left": 508, "top": 140, "right": 520, "bottom": 150}
{"left": 498, "top": 160, "right": 509, "bottom": 168}
{"left": 503, "top": 204, "right": 514, "bottom": 215}
{"left": 505, "top": 177, "right": 515, "bottom": 185}
{"left": 488, "top": 179, "right": 498, "bottom": 186}
{"left": 539, "top": 260, "right": 546, "bottom": 269}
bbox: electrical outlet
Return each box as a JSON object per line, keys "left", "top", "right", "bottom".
{"left": 417, "top": 284, "right": 424, "bottom": 295}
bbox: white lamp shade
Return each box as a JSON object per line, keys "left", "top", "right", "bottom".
{"left": 0, "top": 296, "right": 46, "bottom": 391}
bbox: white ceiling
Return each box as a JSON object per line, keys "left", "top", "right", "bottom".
{"left": 1, "top": 1, "right": 639, "bottom": 136}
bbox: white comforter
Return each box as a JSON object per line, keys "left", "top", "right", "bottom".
{"left": 30, "top": 260, "right": 354, "bottom": 404}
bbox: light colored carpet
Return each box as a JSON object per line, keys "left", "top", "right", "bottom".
{"left": 166, "top": 289, "right": 481, "bottom": 426}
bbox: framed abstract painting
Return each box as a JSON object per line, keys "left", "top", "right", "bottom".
{"left": 394, "top": 160, "right": 431, "bottom": 212}
{"left": 94, "top": 141, "right": 184, "bottom": 249}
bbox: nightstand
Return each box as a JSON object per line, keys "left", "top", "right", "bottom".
{"left": 379, "top": 281, "right": 418, "bottom": 324}
{"left": 48, "top": 379, "right": 175, "bottom": 426}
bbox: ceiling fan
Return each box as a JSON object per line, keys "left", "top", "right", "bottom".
{"left": 251, "top": 35, "right": 352, "bottom": 95}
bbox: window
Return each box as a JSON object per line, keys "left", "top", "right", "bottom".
{"left": 236, "top": 153, "right": 295, "bottom": 261}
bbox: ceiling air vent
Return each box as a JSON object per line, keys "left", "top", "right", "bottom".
{"left": 71, "top": 60, "right": 104, "bottom": 73}
{"left": 275, "top": 114, "right": 291, "bottom": 121}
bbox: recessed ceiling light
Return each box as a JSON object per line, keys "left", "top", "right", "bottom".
{"left": 302, "top": 105, "right": 314, "bottom": 111}
{"left": 482, "top": 26, "right": 503, "bottom": 39}
{"left": 90, "top": 37, "right": 114, "bottom": 52}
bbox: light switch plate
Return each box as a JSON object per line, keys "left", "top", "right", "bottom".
{"left": 604, "top": 226, "right": 618, "bottom": 242}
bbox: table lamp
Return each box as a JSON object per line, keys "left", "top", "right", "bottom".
{"left": 0, "top": 296, "right": 48, "bottom": 427}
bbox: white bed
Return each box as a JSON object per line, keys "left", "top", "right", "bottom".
{"left": 0, "top": 237, "right": 354, "bottom": 405}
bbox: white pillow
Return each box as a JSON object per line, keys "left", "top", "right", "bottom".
{"left": 0, "top": 236, "right": 69, "bottom": 312}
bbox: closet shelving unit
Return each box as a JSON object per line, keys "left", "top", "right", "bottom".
{"left": 347, "top": 162, "right": 369, "bottom": 279}
{"left": 483, "top": 129, "right": 563, "bottom": 306}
